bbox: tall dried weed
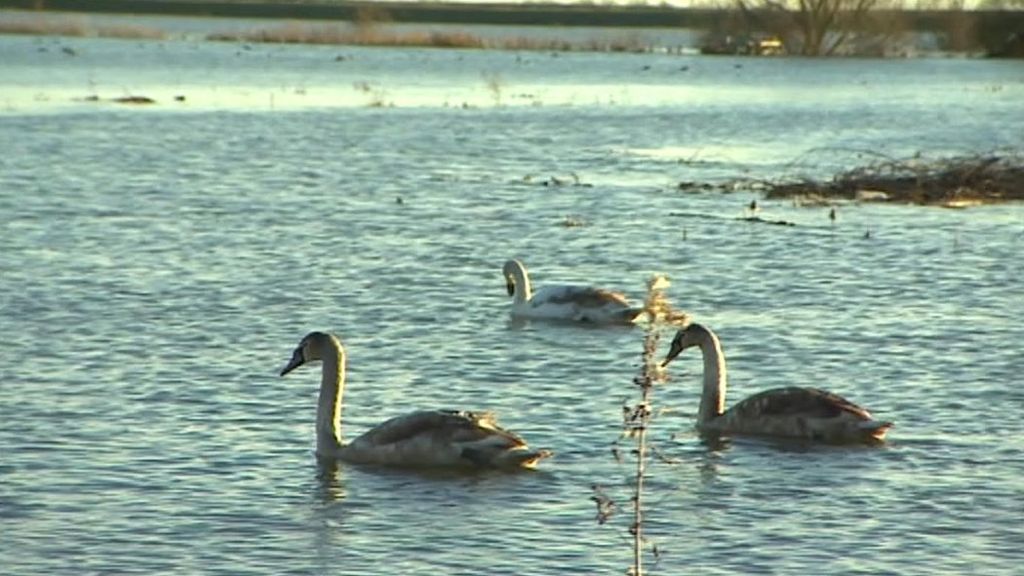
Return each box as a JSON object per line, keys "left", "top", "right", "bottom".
{"left": 593, "top": 275, "right": 688, "bottom": 575}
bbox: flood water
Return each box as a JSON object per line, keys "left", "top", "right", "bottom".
{"left": 1, "top": 18, "right": 1023, "bottom": 576}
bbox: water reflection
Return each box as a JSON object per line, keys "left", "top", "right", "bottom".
{"left": 505, "top": 315, "right": 641, "bottom": 332}
{"left": 675, "top": 428, "right": 888, "bottom": 488}
{"left": 314, "top": 454, "right": 548, "bottom": 497}
{"left": 664, "top": 428, "right": 730, "bottom": 484}
{"left": 695, "top": 432, "right": 731, "bottom": 485}
{"left": 315, "top": 459, "right": 346, "bottom": 503}
{"left": 505, "top": 316, "right": 530, "bottom": 331}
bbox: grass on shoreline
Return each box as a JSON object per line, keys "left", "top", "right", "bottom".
{"left": 1, "top": 14, "right": 654, "bottom": 52}
{"left": 208, "top": 23, "right": 484, "bottom": 49}
{"left": 0, "top": 14, "right": 167, "bottom": 39}
{"left": 205, "top": 21, "right": 652, "bottom": 52}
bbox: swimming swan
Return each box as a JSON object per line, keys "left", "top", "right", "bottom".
{"left": 280, "top": 331, "right": 552, "bottom": 469}
{"left": 502, "top": 259, "right": 641, "bottom": 324}
{"left": 662, "top": 323, "right": 893, "bottom": 443}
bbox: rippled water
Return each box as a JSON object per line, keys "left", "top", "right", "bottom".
{"left": 2, "top": 29, "right": 1023, "bottom": 575}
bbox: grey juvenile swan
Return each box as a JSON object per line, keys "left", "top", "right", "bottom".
{"left": 503, "top": 259, "right": 641, "bottom": 324}
{"left": 662, "top": 323, "right": 893, "bottom": 444}
{"left": 280, "top": 331, "right": 553, "bottom": 469}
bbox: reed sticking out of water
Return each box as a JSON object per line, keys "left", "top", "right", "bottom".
{"left": 482, "top": 72, "right": 503, "bottom": 106}
{"left": 593, "top": 275, "right": 688, "bottom": 575}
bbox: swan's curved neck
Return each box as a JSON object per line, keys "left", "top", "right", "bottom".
{"left": 507, "top": 262, "right": 532, "bottom": 304}
{"left": 696, "top": 331, "right": 727, "bottom": 423}
{"left": 316, "top": 338, "right": 346, "bottom": 453}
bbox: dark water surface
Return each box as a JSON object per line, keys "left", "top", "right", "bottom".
{"left": 1, "top": 29, "right": 1023, "bottom": 575}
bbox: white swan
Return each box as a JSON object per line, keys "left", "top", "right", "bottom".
{"left": 662, "top": 323, "right": 893, "bottom": 443}
{"left": 280, "top": 331, "right": 552, "bottom": 469}
{"left": 502, "top": 259, "right": 641, "bottom": 324}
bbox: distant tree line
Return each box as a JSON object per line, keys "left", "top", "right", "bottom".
{"left": 9, "top": 0, "right": 1024, "bottom": 56}
{"left": 715, "top": 0, "right": 1024, "bottom": 55}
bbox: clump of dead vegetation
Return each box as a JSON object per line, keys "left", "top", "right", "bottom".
{"left": 761, "top": 151, "right": 1024, "bottom": 207}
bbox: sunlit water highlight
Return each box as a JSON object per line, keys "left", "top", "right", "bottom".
{"left": 1, "top": 27, "right": 1023, "bottom": 576}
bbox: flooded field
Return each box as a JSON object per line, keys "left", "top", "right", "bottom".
{"left": 2, "top": 20, "right": 1023, "bottom": 575}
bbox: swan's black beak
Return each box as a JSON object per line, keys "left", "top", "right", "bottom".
{"left": 505, "top": 278, "right": 515, "bottom": 296}
{"left": 661, "top": 339, "right": 684, "bottom": 367}
{"left": 280, "top": 347, "right": 306, "bottom": 376}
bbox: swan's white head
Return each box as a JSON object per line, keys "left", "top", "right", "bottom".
{"left": 502, "top": 259, "right": 525, "bottom": 297}
{"left": 662, "top": 322, "right": 710, "bottom": 367}
{"left": 280, "top": 331, "right": 334, "bottom": 376}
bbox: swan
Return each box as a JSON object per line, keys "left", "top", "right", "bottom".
{"left": 662, "top": 323, "right": 893, "bottom": 444}
{"left": 280, "top": 331, "right": 552, "bottom": 469}
{"left": 502, "top": 259, "right": 641, "bottom": 324}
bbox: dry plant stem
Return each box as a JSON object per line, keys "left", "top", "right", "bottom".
{"left": 593, "top": 275, "right": 685, "bottom": 576}
{"left": 632, "top": 379, "right": 651, "bottom": 575}
{"left": 632, "top": 329, "right": 656, "bottom": 575}
{"left": 628, "top": 276, "right": 687, "bottom": 576}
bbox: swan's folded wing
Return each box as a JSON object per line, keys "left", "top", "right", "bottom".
{"left": 533, "top": 285, "right": 632, "bottom": 309}
{"left": 356, "top": 410, "right": 527, "bottom": 448}
{"left": 730, "top": 387, "right": 875, "bottom": 420}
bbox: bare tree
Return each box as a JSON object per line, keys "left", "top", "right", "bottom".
{"left": 979, "top": 0, "right": 1024, "bottom": 7}
{"left": 736, "top": 0, "right": 891, "bottom": 55}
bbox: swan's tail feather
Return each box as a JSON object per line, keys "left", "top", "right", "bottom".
{"left": 858, "top": 420, "right": 894, "bottom": 441}
{"left": 462, "top": 446, "right": 553, "bottom": 470}
{"left": 499, "top": 448, "right": 554, "bottom": 470}
{"left": 597, "top": 307, "right": 642, "bottom": 324}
